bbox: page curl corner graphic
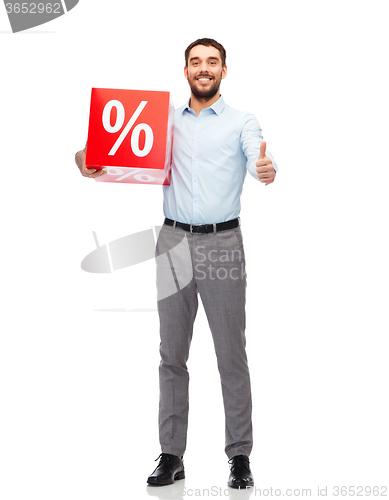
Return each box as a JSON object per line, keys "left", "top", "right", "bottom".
{"left": 4, "top": 0, "right": 79, "bottom": 33}
{"left": 81, "top": 227, "right": 194, "bottom": 301}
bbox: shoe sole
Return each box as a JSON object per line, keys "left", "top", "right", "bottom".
{"left": 228, "top": 480, "right": 254, "bottom": 489}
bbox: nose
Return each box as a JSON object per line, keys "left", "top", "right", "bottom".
{"left": 199, "top": 61, "right": 209, "bottom": 73}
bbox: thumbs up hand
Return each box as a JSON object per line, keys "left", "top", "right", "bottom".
{"left": 256, "top": 141, "right": 275, "bottom": 184}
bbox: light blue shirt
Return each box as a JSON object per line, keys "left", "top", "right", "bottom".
{"left": 163, "top": 95, "right": 278, "bottom": 224}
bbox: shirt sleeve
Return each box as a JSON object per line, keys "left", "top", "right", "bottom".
{"left": 240, "top": 113, "right": 279, "bottom": 182}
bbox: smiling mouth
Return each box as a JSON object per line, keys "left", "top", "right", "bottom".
{"left": 196, "top": 76, "right": 213, "bottom": 83}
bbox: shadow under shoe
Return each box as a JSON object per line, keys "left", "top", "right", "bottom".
{"left": 147, "top": 453, "right": 185, "bottom": 486}
{"left": 228, "top": 455, "right": 254, "bottom": 489}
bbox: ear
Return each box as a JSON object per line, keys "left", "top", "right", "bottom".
{"left": 184, "top": 66, "right": 188, "bottom": 79}
{"left": 222, "top": 64, "right": 227, "bottom": 80}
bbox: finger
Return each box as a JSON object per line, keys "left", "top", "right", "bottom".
{"left": 256, "top": 168, "right": 273, "bottom": 179}
{"left": 256, "top": 159, "right": 271, "bottom": 168}
{"left": 258, "top": 140, "right": 266, "bottom": 160}
{"left": 83, "top": 169, "right": 106, "bottom": 178}
{"left": 91, "top": 170, "right": 107, "bottom": 177}
{"left": 256, "top": 165, "right": 272, "bottom": 174}
{"left": 257, "top": 169, "right": 268, "bottom": 178}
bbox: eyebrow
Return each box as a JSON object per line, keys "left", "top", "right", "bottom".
{"left": 189, "top": 56, "right": 220, "bottom": 63}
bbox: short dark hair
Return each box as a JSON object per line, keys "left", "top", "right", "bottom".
{"left": 185, "top": 38, "right": 226, "bottom": 67}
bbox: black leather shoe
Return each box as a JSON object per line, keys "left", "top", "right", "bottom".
{"left": 147, "top": 453, "right": 185, "bottom": 486}
{"left": 228, "top": 454, "right": 254, "bottom": 488}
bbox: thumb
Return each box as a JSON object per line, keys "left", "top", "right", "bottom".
{"left": 258, "top": 141, "right": 266, "bottom": 160}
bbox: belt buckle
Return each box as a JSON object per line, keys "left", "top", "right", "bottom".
{"left": 190, "top": 224, "right": 202, "bottom": 233}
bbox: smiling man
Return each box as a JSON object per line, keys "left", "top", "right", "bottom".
{"left": 75, "top": 37, "right": 278, "bottom": 489}
{"left": 147, "top": 39, "right": 278, "bottom": 489}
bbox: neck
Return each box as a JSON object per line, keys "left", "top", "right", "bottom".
{"left": 189, "top": 92, "right": 221, "bottom": 115}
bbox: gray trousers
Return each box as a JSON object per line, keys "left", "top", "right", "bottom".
{"left": 155, "top": 222, "right": 253, "bottom": 459}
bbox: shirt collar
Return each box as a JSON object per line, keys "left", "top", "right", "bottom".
{"left": 182, "top": 95, "right": 226, "bottom": 116}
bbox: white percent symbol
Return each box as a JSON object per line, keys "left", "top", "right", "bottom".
{"left": 104, "top": 166, "right": 155, "bottom": 183}
{"left": 102, "top": 100, "right": 154, "bottom": 157}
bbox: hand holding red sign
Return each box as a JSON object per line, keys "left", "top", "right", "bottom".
{"left": 255, "top": 141, "right": 275, "bottom": 184}
{"left": 75, "top": 142, "right": 106, "bottom": 179}
{"left": 85, "top": 89, "right": 174, "bottom": 185}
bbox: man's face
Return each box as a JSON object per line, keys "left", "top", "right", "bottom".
{"left": 184, "top": 45, "right": 227, "bottom": 100}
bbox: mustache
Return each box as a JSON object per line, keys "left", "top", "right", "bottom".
{"left": 196, "top": 74, "right": 214, "bottom": 79}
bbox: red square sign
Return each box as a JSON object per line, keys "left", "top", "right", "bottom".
{"left": 85, "top": 88, "right": 174, "bottom": 185}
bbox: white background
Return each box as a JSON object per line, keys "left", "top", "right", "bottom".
{"left": 1, "top": 1, "right": 388, "bottom": 499}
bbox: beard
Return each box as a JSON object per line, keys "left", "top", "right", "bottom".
{"left": 188, "top": 72, "right": 222, "bottom": 100}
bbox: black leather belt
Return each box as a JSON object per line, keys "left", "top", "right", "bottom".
{"left": 164, "top": 217, "right": 239, "bottom": 233}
